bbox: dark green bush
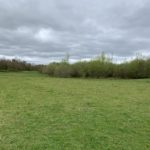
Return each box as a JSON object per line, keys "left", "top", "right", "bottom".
{"left": 1, "top": 55, "right": 150, "bottom": 79}
{"left": 41, "top": 54, "right": 150, "bottom": 79}
{"left": 0, "top": 59, "right": 35, "bottom": 71}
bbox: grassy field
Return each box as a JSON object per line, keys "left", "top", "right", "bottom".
{"left": 0, "top": 72, "right": 150, "bottom": 150}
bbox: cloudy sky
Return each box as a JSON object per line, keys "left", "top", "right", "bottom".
{"left": 0, "top": 0, "right": 150, "bottom": 64}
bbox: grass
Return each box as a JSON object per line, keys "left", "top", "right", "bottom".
{"left": 0, "top": 72, "right": 150, "bottom": 150}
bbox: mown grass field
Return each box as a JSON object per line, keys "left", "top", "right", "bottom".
{"left": 0, "top": 72, "right": 150, "bottom": 150}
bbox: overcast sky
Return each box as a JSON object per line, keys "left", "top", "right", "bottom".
{"left": 0, "top": 0, "right": 150, "bottom": 64}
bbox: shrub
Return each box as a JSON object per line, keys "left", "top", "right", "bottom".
{"left": 42, "top": 54, "right": 150, "bottom": 79}
{"left": 1, "top": 54, "right": 150, "bottom": 79}
{"left": 0, "top": 59, "right": 35, "bottom": 71}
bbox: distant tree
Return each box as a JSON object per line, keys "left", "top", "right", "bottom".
{"left": 62, "top": 52, "right": 70, "bottom": 63}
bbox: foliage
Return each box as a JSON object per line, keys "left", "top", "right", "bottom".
{"left": 41, "top": 54, "right": 150, "bottom": 79}
{"left": 1, "top": 53, "right": 150, "bottom": 79}
{"left": 0, "top": 59, "right": 36, "bottom": 71}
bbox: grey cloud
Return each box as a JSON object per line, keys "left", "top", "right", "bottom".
{"left": 0, "top": 0, "right": 150, "bottom": 64}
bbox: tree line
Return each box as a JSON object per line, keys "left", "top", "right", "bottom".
{"left": 0, "top": 54, "right": 150, "bottom": 79}
{"left": 0, "top": 59, "right": 35, "bottom": 71}
{"left": 40, "top": 54, "right": 150, "bottom": 79}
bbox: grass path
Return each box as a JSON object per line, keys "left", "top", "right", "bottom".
{"left": 0, "top": 72, "right": 150, "bottom": 150}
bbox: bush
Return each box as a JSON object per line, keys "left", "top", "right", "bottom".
{"left": 0, "top": 59, "right": 35, "bottom": 71}
{"left": 1, "top": 54, "right": 150, "bottom": 79}
{"left": 42, "top": 54, "right": 150, "bottom": 79}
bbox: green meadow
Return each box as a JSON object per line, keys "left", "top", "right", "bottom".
{"left": 0, "top": 72, "right": 150, "bottom": 150}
